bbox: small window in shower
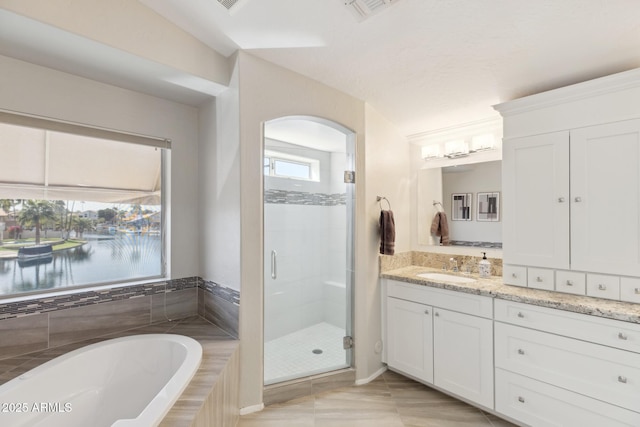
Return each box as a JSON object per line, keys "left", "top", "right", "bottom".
{"left": 263, "top": 150, "right": 319, "bottom": 181}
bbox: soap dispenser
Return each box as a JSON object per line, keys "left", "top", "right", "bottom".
{"left": 479, "top": 252, "right": 491, "bottom": 278}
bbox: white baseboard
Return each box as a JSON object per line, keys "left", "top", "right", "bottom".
{"left": 355, "top": 366, "right": 387, "bottom": 385}
{"left": 239, "top": 403, "right": 264, "bottom": 415}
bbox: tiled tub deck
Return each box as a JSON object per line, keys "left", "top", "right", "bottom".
{"left": 0, "top": 316, "right": 240, "bottom": 427}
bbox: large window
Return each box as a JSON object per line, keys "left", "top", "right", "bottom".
{"left": 0, "top": 118, "right": 168, "bottom": 297}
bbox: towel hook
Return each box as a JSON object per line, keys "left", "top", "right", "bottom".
{"left": 377, "top": 196, "right": 391, "bottom": 211}
{"left": 433, "top": 200, "right": 443, "bottom": 212}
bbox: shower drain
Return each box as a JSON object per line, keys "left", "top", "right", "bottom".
{"left": 312, "top": 348, "right": 323, "bottom": 355}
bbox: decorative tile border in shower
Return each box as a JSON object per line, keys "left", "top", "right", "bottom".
{"left": 265, "top": 189, "right": 346, "bottom": 206}
{"left": 0, "top": 277, "right": 200, "bottom": 321}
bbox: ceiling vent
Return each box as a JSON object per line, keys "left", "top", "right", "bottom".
{"left": 216, "top": 0, "right": 248, "bottom": 14}
{"left": 343, "top": 0, "right": 400, "bottom": 21}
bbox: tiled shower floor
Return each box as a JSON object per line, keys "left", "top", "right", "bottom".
{"left": 264, "top": 322, "right": 349, "bottom": 385}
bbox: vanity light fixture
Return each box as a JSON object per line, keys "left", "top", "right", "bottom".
{"left": 470, "top": 133, "right": 496, "bottom": 152}
{"left": 444, "top": 139, "right": 469, "bottom": 159}
{"left": 421, "top": 144, "right": 441, "bottom": 160}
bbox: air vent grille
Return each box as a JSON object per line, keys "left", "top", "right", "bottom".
{"left": 216, "top": 0, "right": 247, "bottom": 13}
{"left": 218, "top": 0, "right": 240, "bottom": 10}
{"left": 343, "top": 0, "right": 399, "bottom": 21}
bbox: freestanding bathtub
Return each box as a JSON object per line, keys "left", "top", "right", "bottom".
{"left": 0, "top": 334, "right": 202, "bottom": 427}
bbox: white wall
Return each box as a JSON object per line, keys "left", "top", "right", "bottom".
{"left": 0, "top": 0, "right": 229, "bottom": 86}
{"left": 361, "top": 103, "right": 411, "bottom": 383}
{"left": 198, "top": 57, "right": 242, "bottom": 290}
{"left": 0, "top": 54, "right": 200, "bottom": 279}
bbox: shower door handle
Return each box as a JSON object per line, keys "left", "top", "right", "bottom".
{"left": 271, "top": 250, "right": 277, "bottom": 280}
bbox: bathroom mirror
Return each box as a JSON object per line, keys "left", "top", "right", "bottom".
{"left": 418, "top": 160, "right": 502, "bottom": 248}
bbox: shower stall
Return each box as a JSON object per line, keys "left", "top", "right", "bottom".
{"left": 263, "top": 117, "right": 355, "bottom": 385}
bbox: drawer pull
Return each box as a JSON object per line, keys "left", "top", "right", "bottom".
{"left": 558, "top": 197, "right": 565, "bottom": 203}
{"left": 635, "top": 288, "right": 640, "bottom": 295}
{"left": 575, "top": 196, "right": 582, "bottom": 202}
{"left": 618, "top": 376, "right": 627, "bottom": 384}
{"left": 517, "top": 312, "right": 525, "bottom": 318}
{"left": 598, "top": 284, "right": 607, "bottom": 291}
{"left": 517, "top": 349, "right": 525, "bottom": 355}
{"left": 512, "top": 273, "right": 518, "bottom": 278}
{"left": 518, "top": 396, "right": 525, "bottom": 403}
{"left": 536, "top": 276, "right": 543, "bottom": 282}
{"left": 566, "top": 280, "right": 573, "bottom": 286}
{"left": 618, "top": 332, "right": 628, "bottom": 340}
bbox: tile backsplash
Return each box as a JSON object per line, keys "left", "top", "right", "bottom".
{"left": 380, "top": 250, "right": 503, "bottom": 277}
{"left": 0, "top": 277, "right": 239, "bottom": 360}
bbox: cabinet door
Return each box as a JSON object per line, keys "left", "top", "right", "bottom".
{"left": 433, "top": 308, "right": 493, "bottom": 408}
{"left": 386, "top": 297, "right": 433, "bottom": 383}
{"left": 502, "top": 131, "right": 570, "bottom": 268}
{"left": 571, "top": 119, "right": 640, "bottom": 276}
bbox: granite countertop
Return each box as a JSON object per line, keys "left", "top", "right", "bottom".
{"left": 381, "top": 265, "right": 640, "bottom": 324}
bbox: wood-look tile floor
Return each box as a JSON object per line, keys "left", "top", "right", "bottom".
{"left": 238, "top": 370, "right": 518, "bottom": 427}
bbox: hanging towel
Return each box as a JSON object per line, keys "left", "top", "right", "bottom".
{"left": 430, "top": 211, "right": 450, "bottom": 246}
{"left": 379, "top": 210, "right": 395, "bottom": 255}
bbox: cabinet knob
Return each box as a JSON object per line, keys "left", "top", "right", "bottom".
{"left": 517, "top": 349, "right": 525, "bottom": 355}
{"left": 424, "top": 309, "right": 429, "bottom": 315}
{"left": 574, "top": 196, "right": 582, "bottom": 202}
{"left": 558, "top": 197, "right": 565, "bottom": 203}
{"left": 536, "top": 276, "right": 543, "bottom": 282}
{"left": 511, "top": 273, "right": 518, "bottom": 278}
{"left": 435, "top": 312, "right": 440, "bottom": 317}
{"left": 618, "top": 375, "right": 628, "bottom": 384}
{"left": 618, "top": 332, "right": 628, "bottom": 340}
{"left": 635, "top": 288, "right": 640, "bottom": 295}
{"left": 598, "top": 284, "right": 607, "bottom": 291}
{"left": 518, "top": 396, "right": 525, "bottom": 403}
{"left": 517, "top": 312, "right": 525, "bottom": 318}
{"left": 566, "top": 280, "right": 574, "bottom": 286}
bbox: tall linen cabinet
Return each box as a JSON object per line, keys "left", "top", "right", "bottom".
{"left": 496, "top": 69, "right": 640, "bottom": 300}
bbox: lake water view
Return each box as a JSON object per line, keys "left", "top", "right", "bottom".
{"left": 0, "top": 233, "right": 162, "bottom": 296}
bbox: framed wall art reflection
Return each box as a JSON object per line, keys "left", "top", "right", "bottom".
{"left": 451, "top": 193, "right": 472, "bottom": 221}
{"left": 477, "top": 192, "right": 500, "bottom": 222}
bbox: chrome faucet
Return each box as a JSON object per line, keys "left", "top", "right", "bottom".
{"left": 449, "top": 258, "right": 458, "bottom": 272}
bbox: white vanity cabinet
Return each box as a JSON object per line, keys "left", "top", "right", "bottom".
{"left": 502, "top": 130, "right": 569, "bottom": 270}
{"left": 494, "top": 299, "right": 640, "bottom": 426}
{"left": 432, "top": 307, "right": 493, "bottom": 408}
{"left": 503, "top": 119, "right": 640, "bottom": 277}
{"left": 386, "top": 297, "right": 433, "bottom": 383}
{"left": 497, "top": 68, "right": 640, "bottom": 293}
{"left": 383, "top": 279, "right": 494, "bottom": 409}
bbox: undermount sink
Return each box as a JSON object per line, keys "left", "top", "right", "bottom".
{"left": 416, "top": 272, "right": 477, "bottom": 284}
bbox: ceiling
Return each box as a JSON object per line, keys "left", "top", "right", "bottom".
{"left": 2, "top": 1, "right": 640, "bottom": 139}
{"left": 139, "top": 0, "right": 640, "bottom": 137}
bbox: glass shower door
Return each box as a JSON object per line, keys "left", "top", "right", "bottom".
{"left": 263, "top": 118, "right": 354, "bottom": 385}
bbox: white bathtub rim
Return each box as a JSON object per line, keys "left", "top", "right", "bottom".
{"left": 0, "top": 333, "right": 203, "bottom": 427}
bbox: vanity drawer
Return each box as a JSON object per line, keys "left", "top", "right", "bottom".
{"left": 496, "top": 368, "right": 640, "bottom": 427}
{"left": 621, "top": 277, "right": 640, "bottom": 304}
{"left": 555, "top": 270, "right": 586, "bottom": 295}
{"left": 495, "top": 322, "right": 640, "bottom": 411}
{"left": 494, "top": 299, "right": 640, "bottom": 354}
{"left": 587, "top": 273, "right": 620, "bottom": 300}
{"left": 503, "top": 265, "right": 527, "bottom": 287}
{"left": 385, "top": 280, "right": 492, "bottom": 318}
{"left": 526, "top": 267, "right": 554, "bottom": 291}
